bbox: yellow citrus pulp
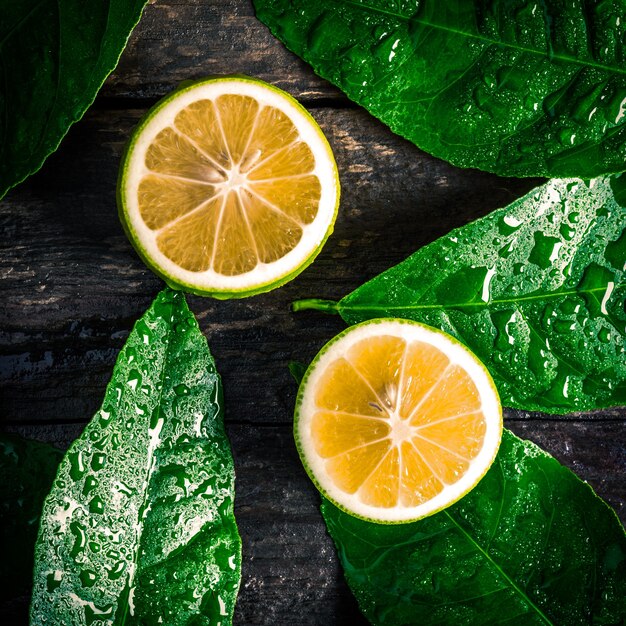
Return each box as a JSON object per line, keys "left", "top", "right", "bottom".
{"left": 118, "top": 76, "right": 339, "bottom": 297}
{"left": 295, "top": 319, "right": 502, "bottom": 523}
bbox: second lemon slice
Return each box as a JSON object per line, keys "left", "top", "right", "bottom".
{"left": 118, "top": 76, "right": 339, "bottom": 298}
{"left": 295, "top": 319, "right": 502, "bottom": 523}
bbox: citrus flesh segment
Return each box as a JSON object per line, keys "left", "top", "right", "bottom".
{"left": 295, "top": 320, "right": 502, "bottom": 523}
{"left": 174, "top": 100, "right": 230, "bottom": 170}
{"left": 156, "top": 195, "right": 223, "bottom": 272}
{"left": 138, "top": 175, "right": 215, "bottom": 230}
{"left": 311, "top": 412, "right": 391, "bottom": 458}
{"left": 250, "top": 175, "right": 320, "bottom": 224}
{"left": 119, "top": 77, "right": 339, "bottom": 297}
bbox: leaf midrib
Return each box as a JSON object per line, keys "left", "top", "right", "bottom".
{"left": 342, "top": 0, "right": 626, "bottom": 77}
{"left": 342, "top": 282, "right": 623, "bottom": 312}
{"left": 444, "top": 510, "right": 555, "bottom": 626}
{"left": 117, "top": 297, "right": 176, "bottom": 625}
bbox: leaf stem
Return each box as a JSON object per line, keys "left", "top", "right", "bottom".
{"left": 291, "top": 298, "right": 340, "bottom": 314}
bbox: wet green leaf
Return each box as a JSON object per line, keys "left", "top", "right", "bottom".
{"left": 0, "top": 434, "right": 63, "bottom": 601}
{"left": 0, "top": 0, "right": 148, "bottom": 199}
{"left": 323, "top": 430, "right": 626, "bottom": 625}
{"left": 30, "top": 289, "right": 241, "bottom": 625}
{"left": 254, "top": 0, "right": 626, "bottom": 178}
{"left": 294, "top": 177, "right": 626, "bottom": 413}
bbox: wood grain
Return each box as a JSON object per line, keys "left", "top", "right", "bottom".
{"left": 104, "top": 0, "right": 340, "bottom": 101}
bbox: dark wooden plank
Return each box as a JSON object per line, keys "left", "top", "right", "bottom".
{"left": 0, "top": 106, "right": 542, "bottom": 424}
{"left": 103, "top": 0, "right": 340, "bottom": 101}
{"left": 2, "top": 420, "right": 624, "bottom": 625}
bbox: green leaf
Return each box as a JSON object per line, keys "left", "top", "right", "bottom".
{"left": 295, "top": 177, "right": 626, "bottom": 413}
{"left": 0, "top": 434, "right": 63, "bottom": 601}
{"left": 254, "top": 0, "right": 626, "bottom": 178}
{"left": 322, "top": 429, "right": 626, "bottom": 626}
{"left": 30, "top": 289, "right": 242, "bottom": 625}
{"left": 0, "top": 0, "right": 148, "bottom": 199}
{"left": 288, "top": 361, "right": 308, "bottom": 385}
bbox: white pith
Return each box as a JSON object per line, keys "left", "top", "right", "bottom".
{"left": 122, "top": 78, "right": 338, "bottom": 292}
{"left": 297, "top": 320, "right": 502, "bottom": 523}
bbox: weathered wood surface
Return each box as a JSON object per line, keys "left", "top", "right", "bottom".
{"left": 0, "top": 1, "right": 624, "bottom": 624}
{"left": 105, "top": 0, "right": 341, "bottom": 101}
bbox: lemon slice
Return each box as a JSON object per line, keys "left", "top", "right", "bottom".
{"left": 118, "top": 76, "right": 340, "bottom": 298}
{"left": 295, "top": 319, "right": 502, "bottom": 523}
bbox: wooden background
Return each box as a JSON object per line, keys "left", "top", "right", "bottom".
{"left": 1, "top": 1, "right": 624, "bottom": 623}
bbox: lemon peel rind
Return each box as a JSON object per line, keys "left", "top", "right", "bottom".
{"left": 294, "top": 318, "right": 503, "bottom": 525}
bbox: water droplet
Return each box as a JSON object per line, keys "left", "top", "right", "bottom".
{"left": 529, "top": 232, "right": 562, "bottom": 269}
{"left": 480, "top": 266, "right": 497, "bottom": 302}
{"left": 88, "top": 496, "right": 104, "bottom": 515}
{"left": 435, "top": 266, "right": 489, "bottom": 304}
{"left": 82, "top": 475, "right": 97, "bottom": 496}
{"left": 577, "top": 263, "right": 616, "bottom": 316}
{"left": 84, "top": 601, "right": 114, "bottom": 626}
{"left": 127, "top": 369, "right": 142, "bottom": 391}
{"left": 559, "top": 223, "right": 575, "bottom": 240}
{"left": 80, "top": 570, "right": 97, "bottom": 588}
{"left": 553, "top": 319, "right": 575, "bottom": 334}
{"left": 558, "top": 128, "right": 576, "bottom": 146}
{"left": 482, "top": 72, "right": 496, "bottom": 89}
{"left": 499, "top": 240, "right": 516, "bottom": 258}
{"left": 68, "top": 451, "right": 86, "bottom": 481}
{"left": 91, "top": 453, "right": 106, "bottom": 471}
{"left": 106, "top": 561, "right": 127, "bottom": 581}
{"left": 492, "top": 310, "right": 517, "bottom": 351}
{"left": 70, "top": 521, "right": 87, "bottom": 558}
{"left": 559, "top": 299, "right": 580, "bottom": 316}
{"left": 174, "top": 383, "right": 190, "bottom": 396}
{"left": 46, "top": 571, "right": 62, "bottom": 592}
{"left": 98, "top": 409, "right": 112, "bottom": 428}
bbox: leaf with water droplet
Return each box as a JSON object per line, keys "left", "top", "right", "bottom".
{"left": 30, "top": 288, "right": 241, "bottom": 625}
{"left": 294, "top": 177, "right": 626, "bottom": 412}
{"left": 322, "top": 429, "right": 626, "bottom": 625}
{"left": 254, "top": 0, "right": 626, "bottom": 177}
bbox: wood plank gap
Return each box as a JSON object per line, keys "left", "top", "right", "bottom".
{"left": 298, "top": 96, "right": 358, "bottom": 109}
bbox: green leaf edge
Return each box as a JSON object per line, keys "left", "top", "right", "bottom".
{"left": 0, "top": 2, "right": 149, "bottom": 200}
